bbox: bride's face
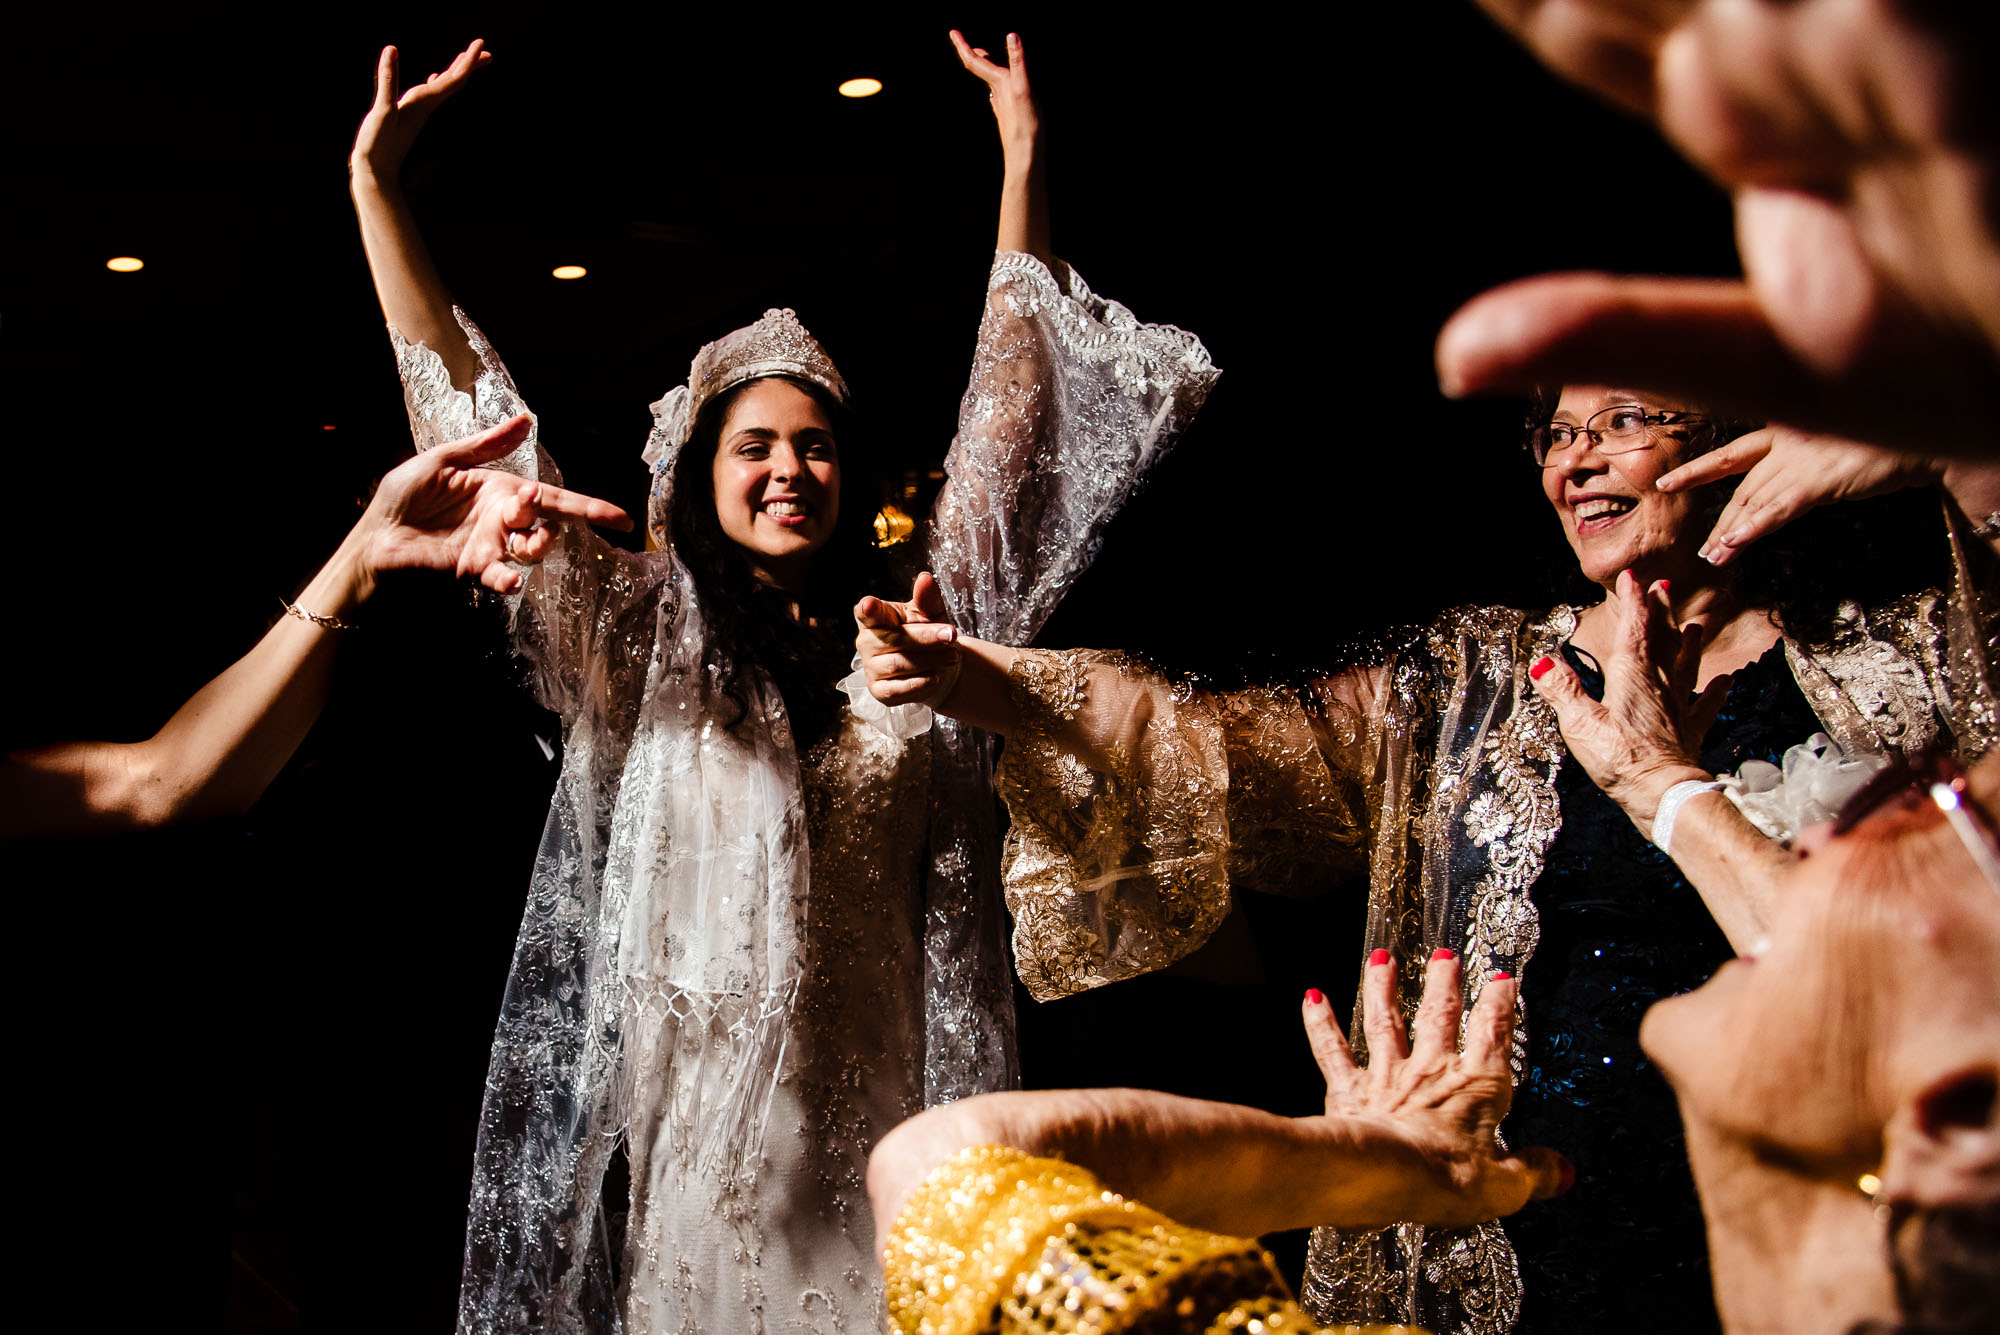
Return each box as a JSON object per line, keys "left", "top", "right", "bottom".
{"left": 710, "top": 378, "right": 841, "bottom": 587}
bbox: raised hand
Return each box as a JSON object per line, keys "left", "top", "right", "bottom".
{"left": 360, "top": 415, "right": 633, "bottom": 595}
{"left": 1656, "top": 427, "right": 1942, "bottom": 567}
{"left": 950, "top": 29, "right": 1050, "bottom": 263}
{"left": 950, "top": 29, "right": 1039, "bottom": 164}
{"left": 854, "top": 572, "right": 960, "bottom": 706}
{"left": 1434, "top": 0, "right": 2000, "bottom": 458}
{"left": 1303, "top": 950, "right": 1568, "bottom": 1228}
{"left": 1527, "top": 571, "right": 1728, "bottom": 829}
{"left": 350, "top": 39, "right": 492, "bottom": 182}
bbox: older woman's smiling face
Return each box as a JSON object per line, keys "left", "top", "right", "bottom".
{"left": 1539, "top": 386, "right": 1713, "bottom": 587}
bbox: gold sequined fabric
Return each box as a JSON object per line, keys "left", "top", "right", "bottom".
{"left": 884, "top": 1147, "right": 1407, "bottom": 1335}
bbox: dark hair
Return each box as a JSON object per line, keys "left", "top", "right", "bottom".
{"left": 1850, "top": 1199, "right": 2000, "bottom": 1335}
{"left": 1523, "top": 388, "right": 1947, "bottom": 645}
{"left": 667, "top": 374, "right": 889, "bottom": 751}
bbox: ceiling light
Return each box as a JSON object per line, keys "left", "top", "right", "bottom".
{"left": 106, "top": 256, "right": 144, "bottom": 272}
{"left": 838, "top": 77, "right": 882, "bottom": 98}
{"left": 552, "top": 265, "right": 587, "bottom": 280}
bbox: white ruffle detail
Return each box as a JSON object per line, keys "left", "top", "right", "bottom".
{"left": 839, "top": 655, "right": 934, "bottom": 740}
{"left": 1720, "top": 732, "right": 1887, "bottom": 840}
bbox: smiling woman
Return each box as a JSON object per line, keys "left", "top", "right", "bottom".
{"left": 857, "top": 392, "right": 2000, "bottom": 1332}
{"left": 340, "top": 29, "right": 1220, "bottom": 1335}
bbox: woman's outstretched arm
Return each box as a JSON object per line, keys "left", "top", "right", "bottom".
{"left": 869, "top": 952, "right": 1567, "bottom": 1251}
{"left": 349, "top": 40, "right": 492, "bottom": 388}
{"left": 950, "top": 29, "right": 1051, "bottom": 267}
{"left": 0, "top": 418, "right": 629, "bottom": 839}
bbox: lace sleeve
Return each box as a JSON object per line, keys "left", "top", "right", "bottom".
{"left": 998, "top": 650, "right": 1378, "bottom": 1000}
{"left": 885, "top": 1147, "right": 1330, "bottom": 1335}
{"left": 389, "top": 311, "right": 667, "bottom": 723}
{"left": 927, "top": 253, "right": 1219, "bottom": 645}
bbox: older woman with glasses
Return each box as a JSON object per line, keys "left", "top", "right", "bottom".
{"left": 856, "top": 400, "right": 2000, "bottom": 1333}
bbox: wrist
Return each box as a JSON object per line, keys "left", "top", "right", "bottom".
{"left": 348, "top": 162, "right": 402, "bottom": 198}
{"left": 312, "top": 528, "right": 378, "bottom": 615}
{"left": 1623, "top": 762, "right": 1714, "bottom": 829}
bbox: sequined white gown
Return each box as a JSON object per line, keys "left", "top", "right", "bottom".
{"left": 391, "top": 253, "right": 1218, "bottom": 1335}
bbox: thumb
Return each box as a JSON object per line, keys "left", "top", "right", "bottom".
{"left": 375, "top": 46, "right": 399, "bottom": 110}
{"left": 1512, "top": 1146, "right": 1576, "bottom": 1205}
{"left": 433, "top": 415, "right": 532, "bottom": 468}
{"left": 910, "top": 571, "right": 949, "bottom": 623}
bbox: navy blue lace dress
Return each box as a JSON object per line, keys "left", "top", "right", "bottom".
{"left": 1503, "top": 639, "right": 1821, "bottom": 1333}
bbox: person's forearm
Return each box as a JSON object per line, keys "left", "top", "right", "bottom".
{"left": 0, "top": 531, "right": 374, "bottom": 840}
{"left": 869, "top": 1090, "right": 1427, "bottom": 1251}
{"left": 350, "top": 168, "right": 481, "bottom": 389}
{"left": 935, "top": 635, "right": 1024, "bottom": 737}
{"left": 1626, "top": 774, "right": 1787, "bottom": 951}
{"left": 995, "top": 137, "right": 1051, "bottom": 267}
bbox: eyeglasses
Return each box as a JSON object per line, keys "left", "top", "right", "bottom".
{"left": 1830, "top": 747, "right": 2000, "bottom": 893}
{"left": 1524, "top": 403, "right": 1707, "bottom": 468}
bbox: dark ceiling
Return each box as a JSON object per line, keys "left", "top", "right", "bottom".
{"left": 3, "top": 2, "right": 1739, "bottom": 737}
{"left": 2, "top": 8, "right": 1743, "bottom": 1329}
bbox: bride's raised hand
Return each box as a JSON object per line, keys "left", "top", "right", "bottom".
{"left": 950, "top": 29, "right": 1039, "bottom": 164}
{"left": 350, "top": 39, "right": 492, "bottom": 183}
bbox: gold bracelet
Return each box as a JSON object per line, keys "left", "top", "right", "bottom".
{"left": 279, "top": 596, "right": 359, "bottom": 631}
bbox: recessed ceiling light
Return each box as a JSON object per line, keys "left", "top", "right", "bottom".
{"left": 106, "top": 256, "right": 144, "bottom": 272}
{"left": 838, "top": 77, "right": 883, "bottom": 98}
{"left": 552, "top": 265, "right": 587, "bottom": 280}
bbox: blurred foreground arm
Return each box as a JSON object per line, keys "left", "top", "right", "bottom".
{"left": 1437, "top": 0, "right": 2000, "bottom": 458}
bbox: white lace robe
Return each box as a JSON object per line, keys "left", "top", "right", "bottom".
{"left": 391, "top": 253, "right": 1219, "bottom": 1335}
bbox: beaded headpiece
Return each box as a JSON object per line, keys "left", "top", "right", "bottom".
{"left": 642, "top": 308, "right": 849, "bottom": 541}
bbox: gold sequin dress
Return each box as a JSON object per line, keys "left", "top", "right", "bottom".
{"left": 993, "top": 514, "right": 1995, "bottom": 1335}
{"left": 884, "top": 1146, "right": 1419, "bottom": 1335}
{"left": 390, "top": 254, "right": 1218, "bottom": 1335}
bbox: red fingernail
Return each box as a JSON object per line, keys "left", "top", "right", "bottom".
{"left": 1369, "top": 948, "right": 1391, "bottom": 967}
{"left": 1529, "top": 657, "right": 1554, "bottom": 680}
{"left": 1431, "top": 948, "right": 1455, "bottom": 962}
{"left": 1659, "top": 579, "right": 1671, "bottom": 594}
{"left": 1305, "top": 988, "right": 1324, "bottom": 1006}
{"left": 1491, "top": 970, "right": 1512, "bottom": 981}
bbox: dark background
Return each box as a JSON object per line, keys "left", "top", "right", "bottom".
{"left": 1, "top": 4, "right": 1737, "bottom": 1329}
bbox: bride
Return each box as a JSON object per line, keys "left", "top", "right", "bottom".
{"left": 346, "top": 30, "right": 1219, "bottom": 1334}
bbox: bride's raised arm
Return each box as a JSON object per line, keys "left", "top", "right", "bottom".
{"left": 927, "top": 29, "right": 1218, "bottom": 648}
{"left": 349, "top": 41, "right": 490, "bottom": 390}
{"left": 345, "top": 40, "right": 656, "bottom": 724}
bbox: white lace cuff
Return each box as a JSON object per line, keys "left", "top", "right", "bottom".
{"left": 839, "top": 655, "right": 935, "bottom": 740}
{"left": 1719, "top": 732, "right": 1887, "bottom": 841}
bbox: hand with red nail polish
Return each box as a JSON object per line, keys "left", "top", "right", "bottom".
{"left": 1299, "top": 950, "right": 1570, "bottom": 1228}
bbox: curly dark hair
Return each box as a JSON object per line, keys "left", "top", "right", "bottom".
{"left": 666, "top": 374, "right": 891, "bottom": 752}
{"left": 1523, "top": 388, "right": 1947, "bottom": 646}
